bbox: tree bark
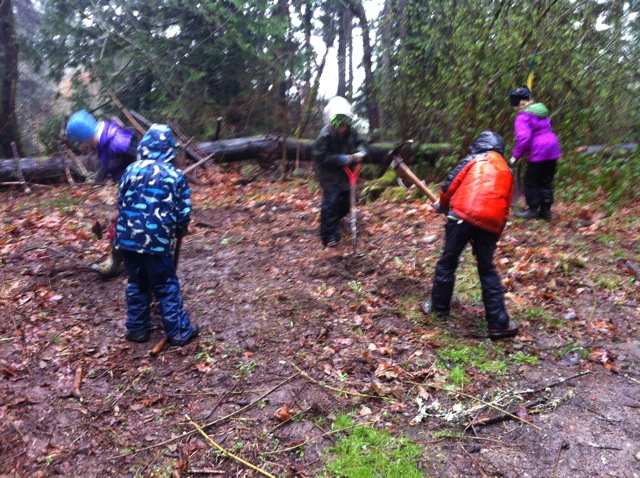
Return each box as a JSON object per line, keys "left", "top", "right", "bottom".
{"left": 0, "top": 0, "right": 22, "bottom": 159}
{"left": 347, "top": 0, "right": 379, "bottom": 131}
{"left": 337, "top": 6, "right": 347, "bottom": 97}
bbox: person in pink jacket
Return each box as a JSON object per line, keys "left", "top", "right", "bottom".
{"left": 509, "top": 86, "right": 562, "bottom": 220}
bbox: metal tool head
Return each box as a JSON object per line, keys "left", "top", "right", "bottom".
{"left": 377, "top": 140, "right": 414, "bottom": 179}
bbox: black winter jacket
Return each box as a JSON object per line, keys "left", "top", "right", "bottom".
{"left": 311, "top": 125, "right": 368, "bottom": 191}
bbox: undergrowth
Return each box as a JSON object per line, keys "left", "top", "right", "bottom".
{"left": 556, "top": 148, "right": 640, "bottom": 210}
{"left": 320, "top": 414, "right": 423, "bottom": 478}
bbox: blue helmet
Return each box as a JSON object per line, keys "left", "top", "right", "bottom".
{"left": 66, "top": 110, "right": 98, "bottom": 143}
{"left": 138, "top": 124, "right": 177, "bottom": 163}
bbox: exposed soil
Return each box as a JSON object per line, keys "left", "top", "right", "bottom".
{"left": 1, "top": 167, "right": 639, "bottom": 477}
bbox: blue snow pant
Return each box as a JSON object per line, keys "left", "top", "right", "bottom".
{"left": 121, "top": 250, "right": 195, "bottom": 345}
{"left": 431, "top": 220, "right": 510, "bottom": 329}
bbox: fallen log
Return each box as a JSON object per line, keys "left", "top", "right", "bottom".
{"left": 1, "top": 137, "right": 454, "bottom": 184}
{"left": 0, "top": 154, "right": 96, "bottom": 184}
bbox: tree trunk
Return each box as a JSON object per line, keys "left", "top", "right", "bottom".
{"left": 347, "top": 0, "right": 379, "bottom": 131}
{"left": 337, "top": 6, "right": 347, "bottom": 97}
{"left": 0, "top": 136, "right": 454, "bottom": 184}
{"left": 0, "top": 0, "right": 22, "bottom": 159}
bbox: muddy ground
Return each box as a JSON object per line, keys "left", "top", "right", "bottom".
{"left": 1, "top": 167, "right": 639, "bottom": 477}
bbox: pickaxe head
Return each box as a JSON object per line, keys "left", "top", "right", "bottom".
{"left": 377, "top": 140, "right": 415, "bottom": 179}
{"left": 377, "top": 140, "right": 439, "bottom": 203}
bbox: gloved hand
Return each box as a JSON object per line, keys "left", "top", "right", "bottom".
{"left": 347, "top": 152, "right": 365, "bottom": 165}
{"left": 510, "top": 156, "right": 518, "bottom": 165}
{"left": 433, "top": 201, "right": 444, "bottom": 215}
{"left": 107, "top": 210, "right": 120, "bottom": 223}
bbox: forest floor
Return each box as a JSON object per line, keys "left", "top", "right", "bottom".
{"left": 1, "top": 165, "right": 639, "bottom": 478}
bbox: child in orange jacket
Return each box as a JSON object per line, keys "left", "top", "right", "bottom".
{"left": 424, "top": 131, "right": 518, "bottom": 339}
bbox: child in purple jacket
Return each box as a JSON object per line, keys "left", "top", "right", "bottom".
{"left": 509, "top": 86, "right": 562, "bottom": 220}
{"left": 66, "top": 110, "right": 139, "bottom": 276}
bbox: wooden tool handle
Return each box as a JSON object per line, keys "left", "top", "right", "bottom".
{"left": 396, "top": 162, "right": 439, "bottom": 203}
{"left": 150, "top": 336, "right": 169, "bottom": 356}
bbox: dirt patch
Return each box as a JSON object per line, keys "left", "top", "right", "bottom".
{"left": 1, "top": 171, "right": 639, "bottom": 477}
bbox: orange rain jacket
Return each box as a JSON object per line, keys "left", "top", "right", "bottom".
{"left": 439, "top": 132, "right": 514, "bottom": 235}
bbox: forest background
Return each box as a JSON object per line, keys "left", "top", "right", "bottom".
{"left": 1, "top": 0, "right": 639, "bottom": 161}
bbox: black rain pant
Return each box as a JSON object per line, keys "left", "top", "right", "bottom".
{"left": 431, "top": 220, "right": 510, "bottom": 328}
{"left": 320, "top": 189, "right": 350, "bottom": 246}
{"left": 523, "top": 160, "right": 557, "bottom": 208}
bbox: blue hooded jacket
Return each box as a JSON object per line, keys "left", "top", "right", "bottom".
{"left": 114, "top": 125, "right": 191, "bottom": 255}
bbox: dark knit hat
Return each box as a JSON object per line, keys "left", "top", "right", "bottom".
{"left": 509, "top": 86, "right": 531, "bottom": 107}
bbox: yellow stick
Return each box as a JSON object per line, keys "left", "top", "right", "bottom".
{"left": 186, "top": 415, "right": 275, "bottom": 478}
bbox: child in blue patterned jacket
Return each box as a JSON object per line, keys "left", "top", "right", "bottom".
{"left": 114, "top": 124, "right": 199, "bottom": 346}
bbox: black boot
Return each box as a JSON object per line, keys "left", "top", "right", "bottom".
{"left": 515, "top": 206, "right": 539, "bottom": 219}
{"left": 429, "top": 281, "right": 454, "bottom": 318}
{"left": 539, "top": 204, "right": 552, "bottom": 220}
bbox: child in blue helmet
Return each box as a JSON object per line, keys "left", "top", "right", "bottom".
{"left": 114, "top": 124, "right": 199, "bottom": 346}
{"left": 66, "top": 110, "right": 139, "bottom": 277}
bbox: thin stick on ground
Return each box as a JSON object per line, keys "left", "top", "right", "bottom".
{"left": 262, "top": 423, "right": 359, "bottom": 456}
{"left": 464, "top": 398, "right": 545, "bottom": 428}
{"left": 517, "top": 370, "right": 591, "bottom": 395}
{"left": 202, "top": 372, "right": 301, "bottom": 428}
{"left": 186, "top": 414, "right": 275, "bottom": 478}
{"left": 289, "top": 361, "right": 385, "bottom": 401}
{"left": 106, "top": 372, "right": 301, "bottom": 460}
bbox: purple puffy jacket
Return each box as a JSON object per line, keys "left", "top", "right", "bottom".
{"left": 512, "top": 103, "right": 562, "bottom": 163}
{"left": 96, "top": 121, "right": 138, "bottom": 181}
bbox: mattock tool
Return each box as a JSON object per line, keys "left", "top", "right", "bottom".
{"left": 378, "top": 140, "right": 439, "bottom": 204}
{"left": 343, "top": 163, "right": 363, "bottom": 255}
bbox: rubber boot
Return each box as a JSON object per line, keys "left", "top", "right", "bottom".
{"left": 91, "top": 246, "right": 124, "bottom": 278}
{"left": 429, "top": 281, "right": 454, "bottom": 318}
{"left": 515, "top": 206, "right": 540, "bottom": 219}
{"left": 539, "top": 204, "right": 552, "bottom": 221}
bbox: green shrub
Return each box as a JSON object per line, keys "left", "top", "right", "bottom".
{"left": 556, "top": 147, "right": 640, "bottom": 206}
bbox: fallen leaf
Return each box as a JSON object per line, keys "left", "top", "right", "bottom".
{"left": 516, "top": 405, "right": 532, "bottom": 421}
{"left": 274, "top": 406, "right": 293, "bottom": 422}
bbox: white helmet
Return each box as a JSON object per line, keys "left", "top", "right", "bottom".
{"left": 323, "top": 96, "right": 354, "bottom": 126}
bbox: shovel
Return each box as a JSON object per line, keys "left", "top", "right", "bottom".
{"left": 511, "top": 159, "right": 524, "bottom": 206}
{"left": 343, "top": 163, "right": 363, "bottom": 254}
